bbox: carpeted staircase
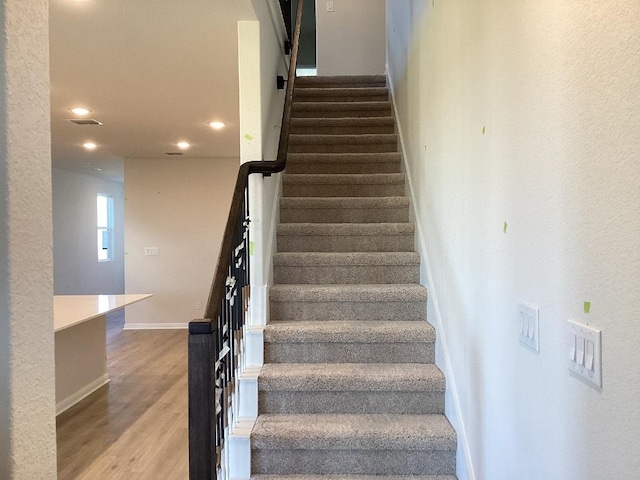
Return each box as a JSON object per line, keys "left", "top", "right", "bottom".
{"left": 250, "top": 75, "right": 457, "bottom": 479}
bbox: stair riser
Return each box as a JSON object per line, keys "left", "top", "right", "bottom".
{"left": 259, "top": 391, "right": 444, "bottom": 415}
{"left": 270, "top": 301, "right": 426, "bottom": 322}
{"left": 283, "top": 184, "right": 404, "bottom": 197}
{"left": 274, "top": 265, "right": 419, "bottom": 284}
{"left": 277, "top": 234, "right": 414, "bottom": 253}
{"left": 290, "top": 125, "right": 395, "bottom": 135}
{"left": 264, "top": 343, "right": 434, "bottom": 364}
{"left": 292, "top": 109, "right": 392, "bottom": 118}
{"left": 280, "top": 207, "right": 409, "bottom": 223}
{"left": 251, "top": 449, "right": 456, "bottom": 475}
{"left": 288, "top": 143, "right": 397, "bottom": 154}
{"left": 294, "top": 95, "right": 389, "bottom": 103}
{"left": 285, "top": 162, "right": 401, "bottom": 174}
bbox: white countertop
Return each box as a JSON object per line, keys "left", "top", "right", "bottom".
{"left": 54, "top": 294, "right": 152, "bottom": 332}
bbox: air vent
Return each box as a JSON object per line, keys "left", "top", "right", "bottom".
{"left": 165, "top": 152, "right": 184, "bottom": 156}
{"left": 66, "top": 118, "right": 103, "bottom": 126}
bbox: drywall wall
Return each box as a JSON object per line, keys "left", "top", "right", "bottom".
{"left": 316, "top": 0, "right": 386, "bottom": 76}
{"left": 52, "top": 168, "right": 125, "bottom": 295}
{"left": 387, "top": 1, "right": 640, "bottom": 479}
{"left": 240, "top": 0, "right": 288, "bottom": 326}
{"left": 124, "top": 157, "right": 239, "bottom": 328}
{"left": 0, "top": 0, "right": 57, "bottom": 477}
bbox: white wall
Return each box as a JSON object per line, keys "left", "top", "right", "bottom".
{"left": 0, "top": 0, "right": 57, "bottom": 477}
{"left": 387, "top": 1, "right": 640, "bottom": 479}
{"left": 52, "top": 168, "right": 125, "bottom": 295}
{"left": 316, "top": 0, "right": 386, "bottom": 76}
{"left": 240, "top": 0, "right": 288, "bottom": 326}
{"left": 124, "top": 157, "right": 239, "bottom": 328}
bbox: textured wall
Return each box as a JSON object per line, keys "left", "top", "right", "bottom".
{"left": 124, "top": 157, "right": 238, "bottom": 327}
{"left": 316, "top": 0, "right": 386, "bottom": 76}
{"left": 52, "top": 168, "right": 125, "bottom": 295}
{"left": 0, "top": 0, "right": 57, "bottom": 478}
{"left": 387, "top": 1, "right": 640, "bottom": 479}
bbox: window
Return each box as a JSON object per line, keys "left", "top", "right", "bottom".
{"left": 97, "top": 194, "right": 114, "bottom": 261}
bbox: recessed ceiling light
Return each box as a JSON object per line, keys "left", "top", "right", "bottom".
{"left": 177, "top": 141, "right": 191, "bottom": 150}
{"left": 71, "top": 107, "right": 91, "bottom": 116}
{"left": 209, "top": 121, "right": 225, "bottom": 130}
{"left": 83, "top": 142, "right": 97, "bottom": 150}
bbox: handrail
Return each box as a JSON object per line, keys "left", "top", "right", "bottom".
{"left": 188, "top": 1, "right": 304, "bottom": 478}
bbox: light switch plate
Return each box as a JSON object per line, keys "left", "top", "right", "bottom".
{"left": 567, "top": 319, "right": 602, "bottom": 389}
{"left": 326, "top": 1, "right": 334, "bottom": 12}
{"left": 144, "top": 246, "right": 159, "bottom": 256}
{"left": 519, "top": 302, "right": 539, "bottom": 353}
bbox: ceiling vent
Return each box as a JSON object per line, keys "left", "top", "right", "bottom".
{"left": 66, "top": 118, "right": 103, "bottom": 126}
{"left": 165, "top": 152, "right": 184, "bottom": 156}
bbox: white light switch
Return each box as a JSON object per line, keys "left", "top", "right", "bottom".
{"left": 144, "top": 246, "right": 159, "bottom": 256}
{"left": 518, "top": 303, "right": 539, "bottom": 353}
{"left": 326, "top": 1, "right": 334, "bottom": 12}
{"left": 567, "top": 319, "right": 602, "bottom": 389}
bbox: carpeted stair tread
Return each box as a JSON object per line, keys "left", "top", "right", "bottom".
{"left": 285, "top": 153, "right": 401, "bottom": 174}
{"left": 252, "top": 475, "right": 457, "bottom": 480}
{"left": 289, "top": 134, "right": 397, "bottom": 145}
{"left": 280, "top": 196, "right": 408, "bottom": 210}
{"left": 294, "top": 87, "right": 388, "bottom": 102}
{"left": 295, "top": 75, "right": 387, "bottom": 88}
{"left": 278, "top": 222, "right": 413, "bottom": 236}
{"left": 274, "top": 252, "right": 420, "bottom": 267}
{"left": 283, "top": 173, "right": 404, "bottom": 185}
{"left": 290, "top": 117, "right": 395, "bottom": 135}
{"left": 264, "top": 321, "right": 434, "bottom": 344}
{"left": 270, "top": 284, "right": 426, "bottom": 302}
{"left": 259, "top": 363, "right": 444, "bottom": 392}
{"left": 252, "top": 414, "right": 456, "bottom": 451}
{"left": 287, "top": 152, "right": 401, "bottom": 164}
{"left": 292, "top": 102, "right": 392, "bottom": 118}
{"left": 290, "top": 117, "right": 395, "bottom": 128}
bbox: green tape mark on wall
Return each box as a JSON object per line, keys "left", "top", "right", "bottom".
{"left": 584, "top": 301, "right": 591, "bottom": 314}
{"left": 244, "top": 133, "right": 253, "bottom": 141}
{"left": 249, "top": 241, "right": 255, "bottom": 256}
{"left": 503, "top": 221, "right": 507, "bottom": 234}
{"left": 482, "top": 126, "right": 486, "bottom": 135}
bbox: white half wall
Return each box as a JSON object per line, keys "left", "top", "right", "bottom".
{"left": 0, "top": 0, "right": 57, "bottom": 477}
{"left": 124, "top": 157, "right": 239, "bottom": 327}
{"left": 386, "top": 1, "right": 640, "bottom": 479}
{"left": 316, "top": 0, "right": 386, "bottom": 76}
{"left": 52, "top": 168, "right": 125, "bottom": 295}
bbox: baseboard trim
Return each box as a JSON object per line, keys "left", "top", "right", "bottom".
{"left": 56, "top": 373, "right": 110, "bottom": 416}
{"left": 123, "top": 323, "right": 188, "bottom": 330}
{"left": 387, "top": 68, "right": 476, "bottom": 480}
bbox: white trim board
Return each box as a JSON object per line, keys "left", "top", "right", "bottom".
{"left": 123, "top": 323, "right": 188, "bottom": 330}
{"left": 56, "top": 373, "right": 110, "bottom": 416}
{"left": 387, "top": 68, "right": 476, "bottom": 480}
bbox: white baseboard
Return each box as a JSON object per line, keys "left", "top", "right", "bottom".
{"left": 56, "top": 373, "right": 110, "bottom": 416}
{"left": 387, "top": 68, "right": 476, "bottom": 480}
{"left": 123, "top": 322, "right": 188, "bottom": 330}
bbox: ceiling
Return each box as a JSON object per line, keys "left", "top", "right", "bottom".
{"left": 49, "top": 0, "right": 257, "bottom": 181}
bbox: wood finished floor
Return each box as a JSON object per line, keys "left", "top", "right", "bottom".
{"left": 56, "top": 311, "right": 189, "bottom": 479}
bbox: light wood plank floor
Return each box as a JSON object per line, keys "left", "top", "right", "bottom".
{"left": 56, "top": 312, "right": 189, "bottom": 479}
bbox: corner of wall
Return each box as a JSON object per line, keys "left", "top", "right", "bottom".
{"left": 386, "top": 67, "right": 476, "bottom": 480}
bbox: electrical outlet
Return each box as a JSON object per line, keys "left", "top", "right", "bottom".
{"left": 519, "top": 303, "right": 539, "bottom": 352}
{"left": 567, "top": 319, "right": 602, "bottom": 388}
{"left": 195, "top": 301, "right": 202, "bottom": 310}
